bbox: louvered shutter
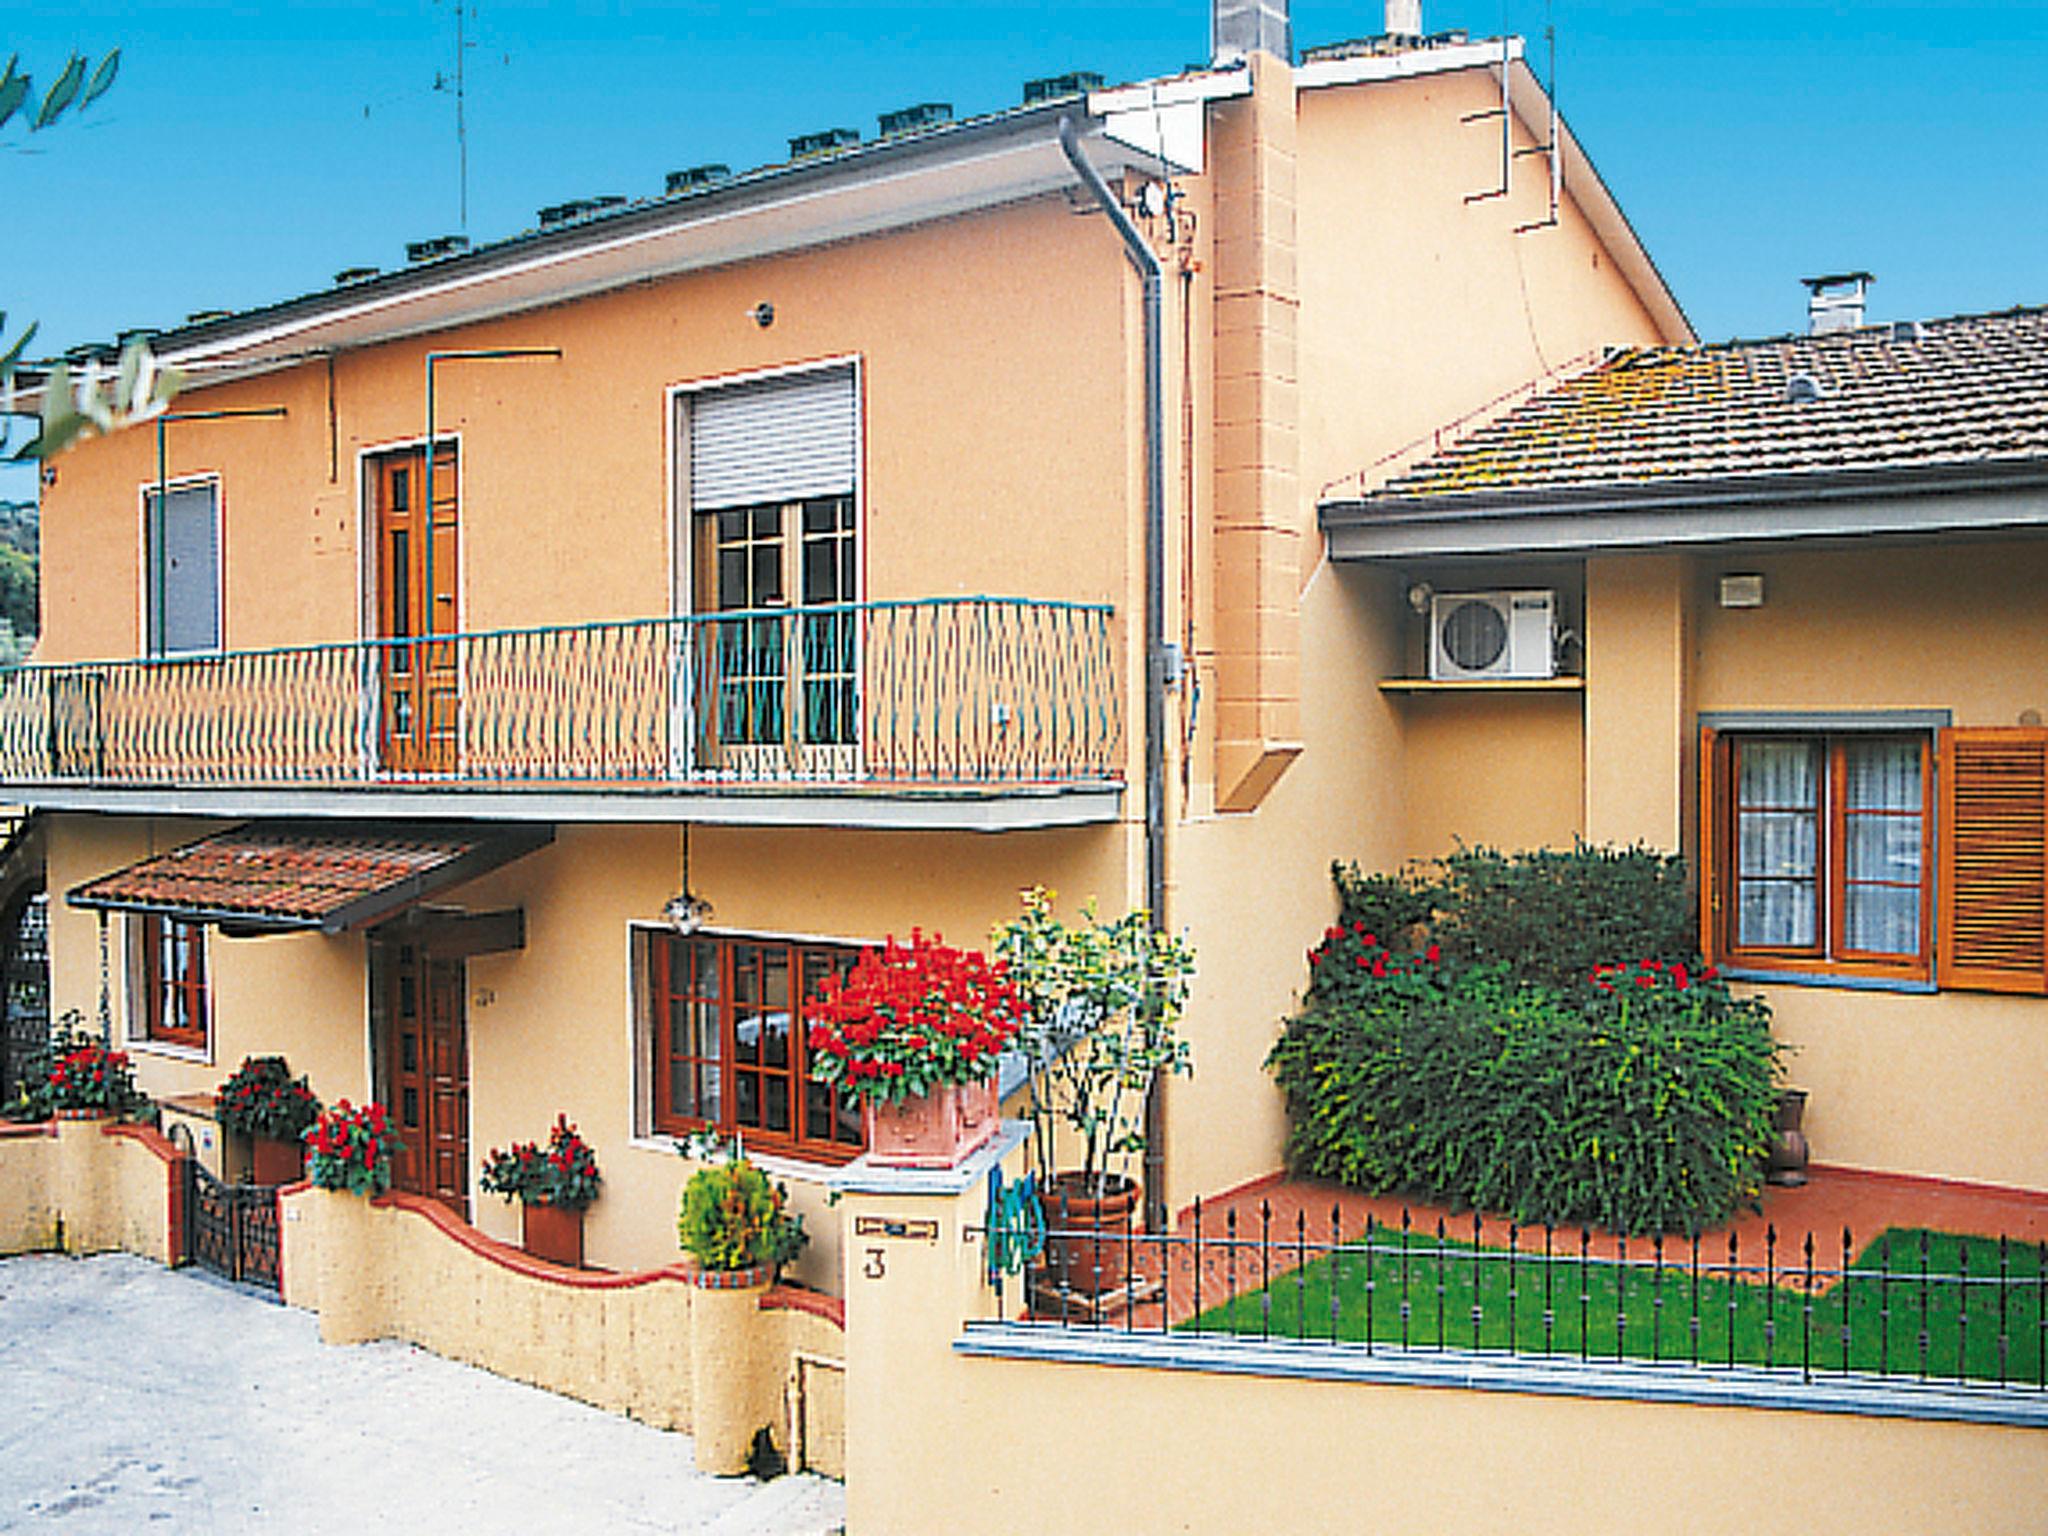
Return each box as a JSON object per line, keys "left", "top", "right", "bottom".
{"left": 689, "top": 368, "right": 857, "bottom": 511}
{"left": 1698, "top": 725, "right": 1722, "bottom": 964}
{"left": 1937, "top": 727, "right": 2048, "bottom": 993}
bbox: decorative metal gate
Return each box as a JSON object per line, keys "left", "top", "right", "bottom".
{"left": 184, "top": 1155, "right": 283, "bottom": 1296}
{"left": 0, "top": 892, "right": 47, "bottom": 1104}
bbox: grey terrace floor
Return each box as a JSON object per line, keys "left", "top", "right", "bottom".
{"left": 0, "top": 1252, "right": 845, "bottom": 1535}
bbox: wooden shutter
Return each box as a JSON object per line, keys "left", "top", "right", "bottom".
{"left": 1938, "top": 727, "right": 2048, "bottom": 993}
{"left": 1697, "top": 725, "right": 1722, "bottom": 963}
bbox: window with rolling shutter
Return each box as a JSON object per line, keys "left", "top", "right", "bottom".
{"left": 1938, "top": 728, "right": 2048, "bottom": 994}
{"left": 143, "top": 479, "right": 222, "bottom": 655}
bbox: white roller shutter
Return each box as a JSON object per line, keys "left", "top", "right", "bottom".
{"left": 689, "top": 367, "right": 857, "bottom": 511}
{"left": 149, "top": 482, "right": 221, "bottom": 655}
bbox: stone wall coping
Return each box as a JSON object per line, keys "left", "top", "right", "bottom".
{"left": 762, "top": 1283, "right": 846, "bottom": 1329}
{"left": 831, "top": 1119, "right": 1028, "bottom": 1197}
{"left": 356, "top": 1187, "right": 695, "bottom": 1291}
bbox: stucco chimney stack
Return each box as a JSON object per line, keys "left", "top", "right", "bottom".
{"left": 1804, "top": 272, "right": 1873, "bottom": 335}
{"left": 1212, "top": 0, "right": 1291, "bottom": 65}
{"left": 1385, "top": 0, "right": 1423, "bottom": 38}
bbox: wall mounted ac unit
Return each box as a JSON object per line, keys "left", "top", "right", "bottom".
{"left": 1428, "top": 590, "right": 1556, "bottom": 681}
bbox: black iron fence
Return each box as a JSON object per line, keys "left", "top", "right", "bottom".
{"left": 990, "top": 1190, "right": 2048, "bottom": 1392}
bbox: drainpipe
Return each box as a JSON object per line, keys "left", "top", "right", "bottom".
{"left": 1057, "top": 117, "right": 1171, "bottom": 1234}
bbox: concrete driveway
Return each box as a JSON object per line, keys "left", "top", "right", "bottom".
{"left": 0, "top": 1253, "right": 845, "bottom": 1535}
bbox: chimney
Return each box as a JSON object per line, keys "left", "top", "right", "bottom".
{"left": 1803, "top": 272, "right": 1873, "bottom": 335}
{"left": 1385, "top": 0, "right": 1422, "bottom": 38}
{"left": 1212, "top": 0, "right": 1291, "bottom": 65}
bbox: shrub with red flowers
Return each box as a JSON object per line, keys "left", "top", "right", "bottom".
{"left": 806, "top": 930, "right": 1027, "bottom": 1105}
{"left": 304, "top": 1100, "right": 403, "bottom": 1197}
{"left": 1270, "top": 856, "right": 1783, "bottom": 1235}
{"left": 36, "top": 1028, "right": 145, "bottom": 1116}
{"left": 213, "top": 1055, "right": 322, "bottom": 1142}
{"left": 479, "top": 1114, "right": 602, "bottom": 1210}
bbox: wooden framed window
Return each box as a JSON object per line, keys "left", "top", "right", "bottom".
{"left": 647, "top": 931, "right": 866, "bottom": 1161}
{"left": 137, "top": 915, "right": 210, "bottom": 1049}
{"left": 1701, "top": 731, "right": 1933, "bottom": 980}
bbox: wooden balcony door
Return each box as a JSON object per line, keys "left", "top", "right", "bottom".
{"left": 374, "top": 447, "right": 459, "bottom": 775}
{"left": 380, "top": 940, "right": 469, "bottom": 1217}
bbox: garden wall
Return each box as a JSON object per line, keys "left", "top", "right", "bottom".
{"left": 838, "top": 1133, "right": 2048, "bottom": 1536}
{"left": 0, "top": 1118, "right": 183, "bottom": 1263}
{"left": 279, "top": 1186, "right": 845, "bottom": 1476}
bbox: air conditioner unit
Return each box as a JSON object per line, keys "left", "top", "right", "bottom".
{"left": 1428, "top": 590, "right": 1557, "bottom": 681}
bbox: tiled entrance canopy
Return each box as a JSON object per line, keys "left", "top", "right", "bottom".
{"left": 68, "top": 822, "right": 552, "bottom": 933}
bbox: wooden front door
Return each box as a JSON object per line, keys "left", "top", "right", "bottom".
{"left": 381, "top": 940, "right": 469, "bottom": 1216}
{"left": 374, "top": 447, "right": 460, "bottom": 775}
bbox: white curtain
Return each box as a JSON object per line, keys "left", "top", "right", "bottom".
{"left": 1736, "top": 739, "right": 1819, "bottom": 947}
{"left": 1843, "top": 739, "right": 1922, "bottom": 955}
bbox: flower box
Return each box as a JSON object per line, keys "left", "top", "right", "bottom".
{"left": 862, "top": 1078, "right": 999, "bottom": 1169}
{"left": 520, "top": 1199, "right": 584, "bottom": 1269}
{"left": 251, "top": 1133, "right": 304, "bottom": 1187}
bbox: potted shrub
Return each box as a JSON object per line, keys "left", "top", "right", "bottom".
{"left": 479, "top": 1114, "right": 602, "bottom": 1268}
{"left": 214, "top": 1055, "right": 322, "bottom": 1186}
{"left": 303, "top": 1100, "right": 404, "bottom": 1197}
{"left": 806, "top": 930, "right": 1027, "bottom": 1168}
{"left": 676, "top": 1157, "right": 807, "bottom": 1285}
{"left": 992, "top": 889, "right": 1196, "bottom": 1296}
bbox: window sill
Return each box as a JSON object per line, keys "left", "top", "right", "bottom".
{"left": 125, "top": 1038, "right": 213, "bottom": 1065}
{"left": 626, "top": 1134, "right": 853, "bottom": 1185}
{"left": 1721, "top": 967, "right": 1937, "bottom": 996}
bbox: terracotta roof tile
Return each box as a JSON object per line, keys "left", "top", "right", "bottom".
{"left": 1364, "top": 306, "right": 2048, "bottom": 506}
{"left": 68, "top": 822, "right": 550, "bottom": 931}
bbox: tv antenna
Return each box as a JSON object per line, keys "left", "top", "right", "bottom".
{"left": 432, "top": 1, "right": 478, "bottom": 230}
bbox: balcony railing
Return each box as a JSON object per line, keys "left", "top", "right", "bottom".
{"left": 0, "top": 598, "right": 1123, "bottom": 799}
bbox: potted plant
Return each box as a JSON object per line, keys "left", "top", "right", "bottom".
{"left": 676, "top": 1157, "right": 807, "bottom": 1285}
{"left": 303, "top": 1100, "right": 404, "bottom": 1197}
{"left": 992, "top": 888, "right": 1196, "bottom": 1297}
{"left": 479, "top": 1114, "right": 603, "bottom": 1268}
{"left": 214, "top": 1056, "right": 322, "bottom": 1186}
{"left": 8, "top": 1015, "right": 147, "bottom": 1122}
{"left": 806, "top": 929, "right": 1027, "bottom": 1168}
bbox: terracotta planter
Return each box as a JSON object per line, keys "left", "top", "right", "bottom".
{"left": 677, "top": 1258, "right": 772, "bottom": 1290}
{"left": 53, "top": 1107, "right": 112, "bottom": 1122}
{"left": 1768, "top": 1088, "right": 1810, "bottom": 1188}
{"left": 521, "top": 1199, "right": 585, "bottom": 1269}
{"left": 1039, "top": 1173, "right": 1141, "bottom": 1297}
{"left": 861, "top": 1078, "right": 999, "bottom": 1169}
{"left": 251, "top": 1133, "right": 304, "bottom": 1187}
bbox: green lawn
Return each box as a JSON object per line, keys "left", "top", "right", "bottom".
{"left": 1185, "top": 1227, "right": 2046, "bottom": 1384}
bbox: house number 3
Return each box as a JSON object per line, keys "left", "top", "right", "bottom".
{"left": 862, "top": 1247, "right": 886, "bottom": 1280}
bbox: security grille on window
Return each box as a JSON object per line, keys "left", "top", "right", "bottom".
{"left": 645, "top": 930, "right": 866, "bottom": 1160}
{"left": 684, "top": 368, "right": 858, "bottom": 768}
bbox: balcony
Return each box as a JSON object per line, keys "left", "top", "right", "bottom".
{"left": 0, "top": 598, "right": 1124, "bottom": 830}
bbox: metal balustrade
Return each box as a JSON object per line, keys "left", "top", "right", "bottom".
{"left": 0, "top": 598, "right": 1123, "bottom": 796}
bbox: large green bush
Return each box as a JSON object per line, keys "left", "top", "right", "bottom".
{"left": 1278, "top": 850, "right": 1781, "bottom": 1235}
{"left": 1334, "top": 843, "right": 1695, "bottom": 993}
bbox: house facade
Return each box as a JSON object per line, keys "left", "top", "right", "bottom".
{"left": 11, "top": 2, "right": 1702, "bottom": 1287}
{"left": 1321, "top": 295, "right": 2048, "bottom": 1193}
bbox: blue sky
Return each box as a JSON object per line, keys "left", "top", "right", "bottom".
{"left": 5, "top": 0, "right": 2046, "bottom": 502}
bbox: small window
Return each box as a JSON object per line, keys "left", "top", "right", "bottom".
{"left": 132, "top": 915, "right": 210, "bottom": 1051}
{"left": 1706, "top": 732, "right": 1932, "bottom": 979}
{"left": 640, "top": 929, "right": 866, "bottom": 1161}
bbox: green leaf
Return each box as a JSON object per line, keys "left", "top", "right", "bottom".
{"left": 81, "top": 49, "right": 119, "bottom": 111}
{"left": 33, "top": 54, "right": 85, "bottom": 130}
{"left": 0, "top": 59, "right": 26, "bottom": 131}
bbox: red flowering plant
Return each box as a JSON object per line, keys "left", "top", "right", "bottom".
{"left": 9, "top": 1017, "right": 149, "bottom": 1119}
{"left": 1302, "top": 920, "right": 1452, "bottom": 1012}
{"left": 806, "top": 930, "right": 1027, "bottom": 1105}
{"left": 304, "top": 1100, "right": 404, "bottom": 1197}
{"left": 479, "top": 1114, "right": 602, "bottom": 1210}
{"left": 213, "top": 1056, "right": 322, "bottom": 1142}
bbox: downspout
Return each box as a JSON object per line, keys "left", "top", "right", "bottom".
{"left": 1057, "top": 117, "right": 1171, "bottom": 1233}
